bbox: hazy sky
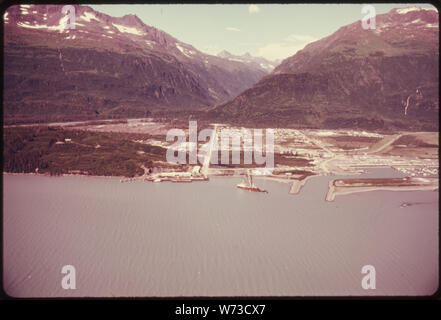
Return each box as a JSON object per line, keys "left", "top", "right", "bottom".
{"left": 90, "top": 3, "right": 437, "bottom": 61}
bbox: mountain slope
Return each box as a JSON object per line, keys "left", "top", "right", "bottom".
{"left": 211, "top": 7, "right": 439, "bottom": 131}
{"left": 3, "top": 4, "right": 267, "bottom": 123}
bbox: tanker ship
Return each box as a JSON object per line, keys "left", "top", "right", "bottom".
{"left": 237, "top": 171, "right": 268, "bottom": 193}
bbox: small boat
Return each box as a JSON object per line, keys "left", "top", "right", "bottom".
{"left": 237, "top": 170, "right": 268, "bottom": 193}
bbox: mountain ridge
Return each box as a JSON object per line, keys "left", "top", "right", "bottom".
{"left": 3, "top": 4, "right": 268, "bottom": 123}
{"left": 210, "top": 6, "right": 439, "bottom": 131}
{"left": 217, "top": 50, "right": 279, "bottom": 72}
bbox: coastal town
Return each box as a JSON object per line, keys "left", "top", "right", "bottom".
{"left": 3, "top": 3, "right": 439, "bottom": 299}
{"left": 10, "top": 118, "right": 436, "bottom": 199}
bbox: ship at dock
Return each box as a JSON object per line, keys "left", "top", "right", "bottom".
{"left": 237, "top": 170, "right": 268, "bottom": 193}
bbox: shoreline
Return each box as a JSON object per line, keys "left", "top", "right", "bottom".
{"left": 2, "top": 171, "right": 126, "bottom": 180}
{"left": 5, "top": 172, "right": 439, "bottom": 201}
{"left": 3, "top": 171, "right": 313, "bottom": 187}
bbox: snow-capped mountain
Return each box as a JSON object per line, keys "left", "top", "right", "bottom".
{"left": 3, "top": 4, "right": 267, "bottom": 122}
{"left": 217, "top": 50, "right": 279, "bottom": 72}
{"left": 212, "top": 6, "right": 439, "bottom": 131}
{"left": 274, "top": 6, "right": 439, "bottom": 74}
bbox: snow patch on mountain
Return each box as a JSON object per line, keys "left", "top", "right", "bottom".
{"left": 81, "top": 12, "right": 100, "bottom": 23}
{"left": 20, "top": 6, "right": 30, "bottom": 15}
{"left": 397, "top": 6, "right": 438, "bottom": 15}
{"left": 17, "top": 22, "right": 48, "bottom": 30}
{"left": 208, "top": 88, "right": 219, "bottom": 98}
{"left": 259, "top": 63, "right": 274, "bottom": 72}
{"left": 397, "top": 7, "right": 421, "bottom": 14}
{"left": 217, "top": 50, "right": 278, "bottom": 72}
{"left": 17, "top": 16, "right": 68, "bottom": 33}
{"left": 176, "top": 43, "right": 194, "bottom": 58}
{"left": 112, "top": 23, "right": 145, "bottom": 36}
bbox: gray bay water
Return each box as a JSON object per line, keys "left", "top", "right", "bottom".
{"left": 3, "top": 168, "right": 438, "bottom": 297}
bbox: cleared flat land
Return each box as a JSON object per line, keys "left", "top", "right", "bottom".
{"left": 3, "top": 120, "right": 438, "bottom": 186}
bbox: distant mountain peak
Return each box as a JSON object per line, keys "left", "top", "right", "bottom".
{"left": 216, "top": 51, "right": 280, "bottom": 72}
{"left": 3, "top": 3, "right": 269, "bottom": 122}
{"left": 119, "top": 13, "right": 144, "bottom": 27}
{"left": 214, "top": 6, "right": 439, "bottom": 131}
{"left": 218, "top": 50, "right": 232, "bottom": 58}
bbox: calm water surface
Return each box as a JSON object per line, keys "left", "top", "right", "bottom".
{"left": 3, "top": 168, "right": 438, "bottom": 297}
